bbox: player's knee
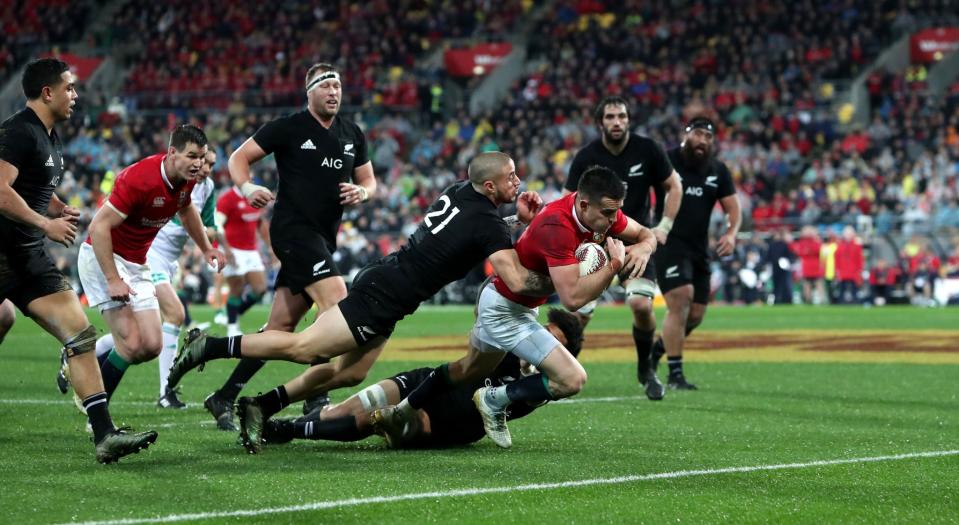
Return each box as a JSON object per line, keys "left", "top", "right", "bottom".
{"left": 339, "top": 368, "right": 369, "bottom": 388}
{"left": 63, "top": 325, "right": 97, "bottom": 357}
{"left": 554, "top": 367, "right": 587, "bottom": 398}
{"left": 163, "top": 307, "right": 185, "bottom": 328}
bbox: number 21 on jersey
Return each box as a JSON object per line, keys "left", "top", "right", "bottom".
{"left": 424, "top": 195, "right": 460, "bottom": 234}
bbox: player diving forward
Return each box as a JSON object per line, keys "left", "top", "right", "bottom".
{"left": 376, "top": 165, "right": 658, "bottom": 448}
{"left": 168, "top": 152, "right": 553, "bottom": 453}
{"left": 260, "top": 309, "right": 583, "bottom": 449}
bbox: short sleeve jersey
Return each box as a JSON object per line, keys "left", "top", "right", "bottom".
{"left": 86, "top": 154, "right": 197, "bottom": 264}
{"left": 0, "top": 108, "right": 65, "bottom": 249}
{"left": 252, "top": 110, "right": 369, "bottom": 247}
{"left": 149, "top": 176, "right": 216, "bottom": 262}
{"left": 493, "top": 192, "right": 628, "bottom": 308}
{"left": 217, "top": 187, "right": 262, "bottom": 251}
{"left": 659, "top": 148, "right": 736, "bottom": 253}
{"left": 388, "top": 181, "right": 513, "bottom": 309}
{"left": 564, "top": 134, "right": 672, "bottom": 226}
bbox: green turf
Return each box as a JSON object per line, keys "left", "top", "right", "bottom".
{"left": 0, "top": 305, "right": 956, "bottom": 524}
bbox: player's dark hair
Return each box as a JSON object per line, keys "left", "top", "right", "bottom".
{"left": 305, "top": 62, "right": 337, "bottom": 86}
{"left": 594, "top": 96, "right": 630, "bottom": 124}
{"left": 22, "top": 58, "right": 71, "bottom": 100}
{"left": 548, "top": 308, "right": 584, "bottom": 358}
{"left": 169, "top": 124, "right": 208, "bottom": 151}
{"left": 577, "top": 165, "right": 626, "bottom": 203}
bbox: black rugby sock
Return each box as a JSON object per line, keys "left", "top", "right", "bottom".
{"left": 295, "top": 416, "right": 364, "bottom": 441}
{"left": 668, "top": 357, "right": 684, "bottom": 377}
{"left": 239, "top": 292, "right": 262, "bottom": 314}
{"left": 204, "top": 335, "right": 242, "bottom": 359}
{"left": 504, "top": 373, "right": 554, "bottom": 404}
{"left": 100, "top": 349, "right": 130, "bottom": 399}
{"left": 254, "top": 386, "right": 290, "bottom": 419}
{"left": 633, "top": 326, "right": 655, "bottom": 377}
{"left": 217, "top": 358, "right": 266, "bottom": 402}
{"left": 406, "top": 364, "right": 453, "bottom": 410}
{"left": 83, "top": 392, "right": 115, "bottom": 443}
{"left": 226, "top": 297, "right": 241, "bottom": 324}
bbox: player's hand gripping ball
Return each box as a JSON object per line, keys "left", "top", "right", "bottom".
{"left": 575, "top": 242, "right": 608, "bottom": 277}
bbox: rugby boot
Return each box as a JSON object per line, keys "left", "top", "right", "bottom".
{"left": 472, "top": 386, "right": 511, "bottom": 449}
{"left": 95, "top": 427, "right": 158, "bottom": 464}
{"left": 204, "top": 391, "right": 238, "bottom": 431}
{"left": 237, "top": 396, "right": 265, "bottom": 454}
{"left": 167, "top": 328, "right": 208, "bottom": 389}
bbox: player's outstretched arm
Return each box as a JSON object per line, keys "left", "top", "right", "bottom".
{"left": 488, "top": 249, "right": 554, "bottom": 297}
{"left": 549, "top": 237, "right": 625, "bottom": 311}
{"left": 229, "top": 138, "right": 274, "bottom": 208}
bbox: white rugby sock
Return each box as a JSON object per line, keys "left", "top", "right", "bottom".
{"left": 95, "top": 334, "right": 114, "bottom": 358}
{"left": 158, "top": 322, "right": 180, "bottom": 394}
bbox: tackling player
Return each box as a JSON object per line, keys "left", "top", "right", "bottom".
{"left": 168, "top": 152, "right": 551, "bottom": 452}
{"left": 76, "top": 125, "right": 224, "bottom": 403}
{"left": 563, "top": 96, "right": 682, "bottom": 401}
{"left": 0, "top": 58, "right": 155, "bottom": 462}
{"left": 378, "top": 166, "right": 658, "bottom": 448}
{"left": 260, "top": 309, "right": 583, "bottom": 449}
{"left": 201, "top": 62, "right": 375, "bottom": 431}
{"left": 650, "top": 117, "right": 741, "bottom": 389}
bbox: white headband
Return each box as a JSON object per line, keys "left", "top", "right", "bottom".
{"left": 306, "top": 71, "right": 341, "bottom": 92}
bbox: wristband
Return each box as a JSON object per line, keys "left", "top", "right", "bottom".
{"left": 240, "top": 181, "right": 269, "bottom": 198}
{"left": 654, "top": 216, "right": 674, "bottom": 234}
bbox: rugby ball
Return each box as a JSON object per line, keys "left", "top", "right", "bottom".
{"left": 576, "top": 242, "right": 608, "bottom": 276}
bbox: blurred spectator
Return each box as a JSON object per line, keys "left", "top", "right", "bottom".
{"left": 868, "top": 258, "right": 901, "bottom": 306}
{"left": 766, "top": 229, "right": 796, "bottom": 305}
{"left": 789, "top": 226, "right": 826, "bottom": 304}
{"left": 834, "top": 226, "right": 864, "bottom": 304}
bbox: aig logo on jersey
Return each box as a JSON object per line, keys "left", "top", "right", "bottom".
{"left": 686, "top": 186, "right": 704, "bottom": 197}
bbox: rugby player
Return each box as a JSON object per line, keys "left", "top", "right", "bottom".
{"left": 650, "top": 117, "right": 741, "bottom": 389}
{"left": 77, "top": 125, "right": 224, "bottom": 402}
{"left": 563, "top": 96, "right": 682, "bottom": 400}
{"left": 0, "top": 58, "right": 155, "bottom": 462}
{"left": 202, "top": 62, "right": 376, "bottom": 431}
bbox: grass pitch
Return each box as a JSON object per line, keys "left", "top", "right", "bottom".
{"left": 1, "top": 305, "right": 956, "bottom": 524}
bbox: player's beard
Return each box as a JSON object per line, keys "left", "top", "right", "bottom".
{"left": 682, "top": 142, "right": 711, "bottom": 168}
{"left": 602, "top": 127, "right": 626, "bottom": 146}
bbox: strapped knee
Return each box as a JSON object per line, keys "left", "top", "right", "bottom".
{"left": 358, "top": 384, "right": 389, "bottom": 411}
{"left": 625, "top": 278, "right": 657, "bottom": 299}
{"left": 63, "top": 325, "right": 98, "bottom": 357}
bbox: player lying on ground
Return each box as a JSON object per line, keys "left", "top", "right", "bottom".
{"left": 258, "top": 309, "right": 583, "bottom": 450}
{"left": 168, "top": 152, "right": 556, "bottom": 452}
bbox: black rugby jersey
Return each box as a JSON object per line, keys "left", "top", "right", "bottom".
{"left": 655, "top": 147, "right": 736, "bottom": 253}
{"left": 387, "top": 181, "right": 512, "bottom": 309}
{"left": 252, "top": 110, "right": 369, "bottom": 247}
{"left": 0, "top": 108, "right": 65, "bottom": 248}
{"left": 564, "top": 133, "right": 672, "bottom": 226}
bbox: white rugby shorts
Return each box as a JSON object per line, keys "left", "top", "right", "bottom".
{"left": 78, "top": 243, "right": 159, "bottom": 312}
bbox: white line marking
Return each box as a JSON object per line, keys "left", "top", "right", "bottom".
{"left": 54, "top": 449, "right": 959, "bottom": 525}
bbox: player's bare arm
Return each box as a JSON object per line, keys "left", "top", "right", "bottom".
{"left": 653, "top": 171, "right": 683, "bottom": 244}
{"left": 0, "top": 159, "right": 76, "bottom": 246}
{"left": 615, "top": 216, "right": 658, "bottom": 279}
{"left": 228, "top": 138, "right": 274, "bottom": 208}
{"left": 178, "top": 203, "right": 224, "bottom": 271}
{"left": 488, "top": 249, "right": 554, "bottom": 297}
{"left": 88, "top": 204, "right": 133, "bottom": 301}
{"left": 339, "top": 161, "right": 376, "bottom": 206}
{"left": 550, "top": 237, "right": 625, "bottom": 310}
{"left": 716, "top": 193, "right": 742, "bottom": 257}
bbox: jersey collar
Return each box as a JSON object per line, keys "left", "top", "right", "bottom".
{"left": 570, "top": 193, "right": 589, "bottom": 234}
{"left": 159, "top": 155, "right": 174, "bottom": 190}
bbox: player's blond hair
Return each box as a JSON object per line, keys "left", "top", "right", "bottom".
{"left": 467, "top": 152, "right": 511, "bottom": 185}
